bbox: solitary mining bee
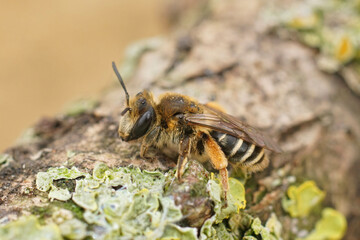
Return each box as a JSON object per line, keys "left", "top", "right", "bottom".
{"left": 113, "top": 62, "right": 281, "bottom": 200}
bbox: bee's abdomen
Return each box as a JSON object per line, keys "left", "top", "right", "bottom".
{"left": 210, "top": 131, "right": 265, "bottom": 166}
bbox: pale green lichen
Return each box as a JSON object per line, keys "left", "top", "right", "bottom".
{"left": 2, "top": 161, "right": 281, "bottom": 239}
{"left": 207, "top": 177, "right": 246, "bottom": 223}
{"left": 160, "top": 224, "right": 198, "bottom": 240}
{"left": 266, "top": 213, "right": 282, "bottom": 239}
{"left": 59, "top": 218, "right": 87, "bottom": 240}
{"left": 34, "top": 162, "right": 250, "bottom": 239}
{"left": 200, "top": 204, "right": 282, "bottom": 240}
{"left": 197, "top": 177, "right": 247, "bottom": 239}
{"left": 48, "top": 188, "right": 72, "bottom": 202}
{"left": 7, "top": 161, "right": 345, "bottom": 240}
{"left": 244, "top": 214, "right": 283, "bottom": 240}
{"left": 0, "top": 216, "right": 62, "bottom": 240}
{"left": 33, "top": 163, "right": 203, "bottom": 239}
{"left": 226, "top": 212, "right": 282, "bottom": 240}
{"left": 36, "top": 166, "right": 89, "bottom": 201}
{"left": 249, "top": 218, "right": 271, "bottom": 239}
{"left": 282, "top": 180, "right": 325, "bottom": 218}
{"left": 0, "top": 154, "right": 13, "bottom": 168}
{"left": 301, "top": 208, "right": 347, "bottom": 240}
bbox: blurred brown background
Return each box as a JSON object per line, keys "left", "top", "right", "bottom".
{"left": 0, "top": 0, "right": 167, "bottom": 151}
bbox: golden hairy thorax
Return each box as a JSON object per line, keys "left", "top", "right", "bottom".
{"left": 156, "top": 93, "right": 204, "bottom": 128}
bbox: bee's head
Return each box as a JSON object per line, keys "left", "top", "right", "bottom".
{"left": 112, "top": 62, "right": 156, "bottom": 141}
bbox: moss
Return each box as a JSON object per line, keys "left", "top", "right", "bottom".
{"left": 30, "top": 205, "right": 54, "bottom": 224}
{"left": 52, "top": 200, "right": 85, "bottom": 221}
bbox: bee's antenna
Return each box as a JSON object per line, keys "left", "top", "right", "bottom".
{"left": 112, "top": 61, "right": 130, "bottom": 106}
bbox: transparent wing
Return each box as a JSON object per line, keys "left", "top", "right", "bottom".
{"left": 185, "top": 104, "right": 282, "bottom": 153}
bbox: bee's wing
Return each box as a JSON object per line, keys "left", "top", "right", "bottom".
{"left": 185, "top": 104, "right": 282, "bottom": 153}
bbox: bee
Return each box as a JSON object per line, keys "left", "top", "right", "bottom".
{"left": 113, "top": 62, "right": 281, "bottom": 200}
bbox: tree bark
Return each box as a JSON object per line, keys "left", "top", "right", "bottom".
{"left": 1, "top": 0, "right": 359, "bottom": 239}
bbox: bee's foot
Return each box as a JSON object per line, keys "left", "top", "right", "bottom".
{"left": 222, "top": 201, "right": 228, "bottom": 209}
{"left": 141, "top": 154, "right": 156, "bottom": 162}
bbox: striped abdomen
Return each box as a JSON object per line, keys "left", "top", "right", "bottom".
{"left": 210, "top": 131, "right": 267, "bottom": 170}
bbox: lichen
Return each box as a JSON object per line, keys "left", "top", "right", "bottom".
{"left": 282, "top": 181, "right": 347, "bottom": 239}
{"left": 272, "top": 0, "right": 360, "bottom": 67}
{"left": 282, "top": 180, "right": 325, "bottom": 218}
{"left": 301, "top": 208, "right": 347, "bottom": 240}
{"left": 227, "top": 212, "right": 282, "bottom": 240}
{"left": 207, "top": 177, "right": 246, "bottom": 223}
{"left": 0, "top": 154, "right": 13, "bottom": 168}
{"left": 0, "top": 216, "right": 62, "bottom": 240}
{"left": 58, "top": 218, "right": 87, "bottom": 240}
{"left": 265, "top": 0, "right": 360, "bottom": 94}
{"left": 265, "top": 213, "right": 282, "bottom": 239}
{"left": 22, "top": 161, "right": 252, "bottom": 239}
{"left": 5, "top": 158, "right": 348, "bottom": 240}
{"left": 36, "top": 166, "right": 89, "bottom": 201}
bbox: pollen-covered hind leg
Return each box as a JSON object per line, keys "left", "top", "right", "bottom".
{"left": 177, "top": 136, "right": 192, "bottom": 180}
{"left": 219, "top": 168, "right": 229, "bottom": 201}
{"left": 203, "top": 133, "right": 229, "bottom": 200}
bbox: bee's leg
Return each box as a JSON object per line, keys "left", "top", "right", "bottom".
{"left": 177, "top": 136, "right": 192, "bottom": 180}
{"left": 140, "top": 126, "right": 160, "bottom": 159}
{"left": 219, "top": 168, "right": 229, "bottom": 202}
{"left": 203, "top": 133, "right": 229, "bottom": 201}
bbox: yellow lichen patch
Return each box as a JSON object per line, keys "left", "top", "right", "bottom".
{"left": 282, "top": 180, "right": 325, "bottom": 218}
{"left": 229, "top": 178, "right": 246, "bottom": 212}
{"left": 302, "top": 208, "right": 347, "bottom": 240}
{"left": 335, "top": 35, "right": 355, "bottom": 63}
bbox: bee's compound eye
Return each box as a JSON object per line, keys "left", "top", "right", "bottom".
{"left": 127, "top": 107, "right": 156, "bottom": 141}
